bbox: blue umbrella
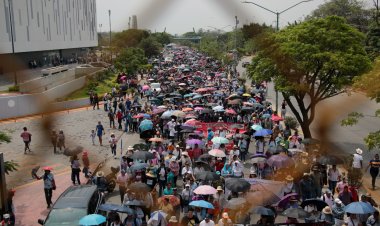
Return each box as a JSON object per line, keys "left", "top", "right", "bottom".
{"left": 189, "top": 200, "right": 214, "bottom": 209}
{"left": 99, "top": 203, "right": 134, "bottom": 214}
{"left": 130, "top": 162, "right": 149, "bottom": 172}
{"left": 150, "top": 210, "right": 168, "bottom": 221}
{"left": 251, "top": 124, "right": 263, "bottom": 131}
{"left": 254, "top": 129, "right": 272, "bottom": 137}
{"left": 161, "top": 110, "right": 174, "bottom": 119}
{"left": 79, "top": 214, "right": 106, "bottom": 226}
{"left": 184, "top": 94, "right": 193, "bottom": 98}
{"left": 143, "top": 114, "right": 151, "bottom": 119}
{"left": 261, "top": 113, "right": 271, "bottom": 119}
{"left": 139, "top": 119, "right": 153, "bottom": 132}
{"left": 345, "top": 202, "right": 376, "bottom": 214}
{"left": 192, "top": 94, "right": 203, "bottom": 100}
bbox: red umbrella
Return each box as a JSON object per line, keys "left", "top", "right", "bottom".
{"left": 42, "top": 166, "right": 53, "bottom": 171}
{"left": 196, "top": 88, "right": 208, "bottom": 93}
{"left": 225, "top": 109, "right": 237, "bottom": 115}
{"left": 133, "top": 114, "right": 144, "bottom": 119}
{"left": 184, "top": 119, "right": 202, "bottom": 126}
{"left": 271, "top": 115, "right": 283, "bottom": 122}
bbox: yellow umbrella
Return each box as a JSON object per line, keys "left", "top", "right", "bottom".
{"left": 243, "top": 93, "right": 251, "bottom": 97}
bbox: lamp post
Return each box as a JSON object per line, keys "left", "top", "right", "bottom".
{"left": 242, "top": 0, "right": 315, "bottom": 112}
{"left": 108, "top": 10, "right": 112, "bottom": 63}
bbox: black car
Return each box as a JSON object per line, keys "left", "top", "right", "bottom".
{"left": 38, "top": 185, "right": 104, "bottom": 226}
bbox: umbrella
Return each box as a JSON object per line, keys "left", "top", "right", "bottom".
{"left": 194, "top": 107, "right": 204, "bottom": 111}
{"left": 194, "top": 160, "right": 212, "bottom": 170}
{"left": 79, "top": 214, "right": 106, "bottom": 226}
{"left": 158, "top": 195, "right": 181, "bottom": 206}
{"left": 133, "top": 143, "right": 149, "bottom": 151}
{"left": 133, "top": 114, "right": 144, "bottom": 119}
{"left": 241, "top": 107, "right": 255, "bottom": 112}
{"left": 130, "top": 151, "right": 154, "bottom": 160}
{"left": 172, "top": 110, "right": 186, "bottom": 118}
{"left": 161, "top": 110, "right": 174, "bottom": 119}
{"left": 275, "top": 193, "right": 299, "bottom": 209}
{"left": 228, "top": 99, "right": 242, "bottom": 105}
{"left": 300, "top": 199, "right": 328, "bottom": 211}
{"left": 251, "top": 206, "right": 275, "bottom": 216}
{"left": 345, "top": 201, "right": 376, "bottom": 214}
{"left": 251, "top": 125, "right": 263, "bottom": 131}
{"left": 242, "top": 93, "right": 251, "bottom": 97}
{"left": 152, "top": 108, "right": 166, "bottom": 115}
{"left": 228, "top": 94, "right": 243, "bottom": 100}
{"left": 251, "top": 157, "right": 267, "bottom": 164}
{"left": 246, "top": 190, "right": 281, "bottom": 206}
{"left": 230, "top": 124, "right": 244, "bottom": 129}
{"left": 99, "top": 203, "right": 134, "bottom": 214}
{"left": 267, "top": 155, "right": 294, "bottom": 168}
{"left": 139, "top": 119, "right": 153, "bottom": 132}
{"left": 189, "top": 200, "right": 214, "bottom": 209}
{"left": 63, "top": 146, "right": 83, "bottom": 156}
{"left": 182, "top": 107, "right": 193, "bottom": 112}
{"left": 149, "top": 137, "right": 163, "bottom": 142}
{"left": 243, "top": 102, "right": 254, "bottom": 106}
{"left": 142, "top": 85, "right": 150, "bottom": 91}
{"left": 254, "top": 129, "right": 272, "bottom": 137}
{"left": 208, "top": 149, "right": 226, "bottom": 158}
{"left": 261, "top": 113, "right": 271, "bottom": 119}
{"left": 283, "top": 207, "right": 310, "bottom": 219}
{"left": 186, "top": 139, "right": 203, "bottom": 145}
{"left": 226, "top": 198, "right": 247, "bottom": 210}
{"left": 193, "top": 185, "right": 217, "bottom": 195}
{"left": 181, "top": 124, "right": 196, "bottom": 131}
{"left": 252, "top": 103, "right": 264, "bottom": 108}
{"left": 199, "top": 153, "right": 212, "bottom": 160}
{"left": 211, "top": 137, "right": 229, "bottom": 144}
{"left": 233, "top": 133, "right": 249, "bottom": 139}
{"left": 157, "top": 105, "right": 167, "bottom": 109}
{"left": 200, "top": 109, "right": 213, "bottom": 114}
{"left": 196, "top": 171, "right": 220, "bottom": 181}
{"left": 129, "top": 163, "right": 149, "bottom": 172}
{"left": 225, "top": 109, "right": 237, "bottom": 115}
{"left": 192, "top": 94, "right": 203, "bottom": 100}
{"left": 42, "top": 166, "right": 53, "bottom": 171}
{"left": 184, "top": 119, "right": 202, "bottom": 126}
{"left": 129, "top": 182, "right": 151, "bottom": 193}
{"left": 212, "top": 106, "right": 224, "bottom": 111}
{"left": 150, "top": 210, "right": 167, "bottom": 222}
{"left": 271, "top": 115, "right": 283, "bottom": 122}
{"left": 225, "top": 178, "right": 251, "bottom": 193}
{"left": 317, "top": 155, "right": 344, "bottom": 165}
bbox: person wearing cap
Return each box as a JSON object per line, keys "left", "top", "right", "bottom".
{"left": 213, "top": 186, "right": 227, "bottom": 215}
{"left": 169, "top": 156, "right": 180, "bottom": 186}
{"left": 321, "top": 189, "right": 334, "bottom": 208}
{"left": 1, "top": 214, "right": 12, "bottom": 226}
{"left": 181, "top": 162, "right": 193, "bottom": 178}
{"left": 332, "top": 198, "right": 345, "bottom": 226}
{"left": 168, "top": 216, "right": 179, "bottom": 226}
{"left": 181, "top": 184, "right": 194, "bottom": 213}
{"left": 282, "top": 175, "right": 296, "bottom": 196}
{"left": 217, "top": 212, "right": 232, "bottom": 226}
{"left": 352, "top": 148, "right": 363, "bottom": 183}
{"left": 232, "top": 160, "right": 243, "bottom": 178}
{"left": 35, "top": 167, "right": 56, "bottom": 208}
{"left": 116, "top": 169, "right": 129, "bottom": 203}
{"left": 320, "top": 206, "right": 334, "bottom": 225}
{"left": 167, "top": 119, "right": 177, "bottom": 140}
{"left": 200, "top": 216, "right": 215, "bottom": 226}
{"left": 109, "top": 133, "right": 118, "bottom": 159}
{"left": 365, "top": 153, "right": 380, "bottom": 190}
{"left": 181, "top": 151, "right": 192, "bottom": 167}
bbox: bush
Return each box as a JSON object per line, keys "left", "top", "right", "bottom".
{"left": 284, "top": 116, "right": 299, "bottom": 130}
{"left": 8, "top": 85, "right": 19, "bottom": 92}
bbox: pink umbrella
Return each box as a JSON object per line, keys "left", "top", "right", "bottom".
{"left": 225, "top": 109, "right": 237, "bottom": 115}
{"left": 208, "top": 149, "right": 226, "bottom": 158}
{"left": 194, "top": 107, "right": 204, "bottom": 111}
{"left": 271, "top": 115, "right": 283, "bottom": 122}
{"left": 243, "top": 102, "right": 254, "bottom": 106}
{"left": 185, "top": 114, "right": 197, "bottom": 119}
{"left": 207, "top": 87, "right": 217, "bottom": 91}
{"left": 267, "top": 155, "right": 294, "bottom": 168}
{"left": 186, "top": 139, "right": 203, "bottom": 145}
{"left": 142, "top": 85, "right": 150, "bottom": 91}
{"left": 184, "top": 119, "right": 201, "bottom": 126}
{"left": 152, "top": 108, "right": 166, "bottom": 115}
{"left": 193, "top": 185, "right": 217, "bottom": 195}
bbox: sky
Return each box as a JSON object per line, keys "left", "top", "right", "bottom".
{"left": 95, "top": 0, "right": 370, "bottom": 35}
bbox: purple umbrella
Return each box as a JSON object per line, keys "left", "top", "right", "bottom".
{"left": 267, "top": 155, "right": 295, "bottom": 168}
{"left": 152, "top": 108, "right": 166, "bottom": 115}
{"left": 186, "top": 139, "right": 203, "bottom": 145}
{"left": 275, "top": 193, "right": 299, "bottom": 209}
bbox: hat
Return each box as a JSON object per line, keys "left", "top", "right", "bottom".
{"left": 216, "top": 171, "right": 221, "bottom": 175}
{"left": 146, "top": 170, "right": 156, "bottom": 178}
{"left": 208, "top": 128, "right": 212, "bottom": 131}
{"left": 334, "top": 198, "right": 342, "bottom": 205}
{"left": 217, "top": 157, "right": 222, "bottom": 160}
{"left": 356, "top": 148, "right": 363, "bottom": 155}
{"left": 325, "top": 189, "right": 331, "bottom": 194}
{"left": 176, "top": 145, "right": 180, "bottom": 148}
{"left": 312, "top": 166, "right": 319, "bottom": 171}
{"left": 3, "top": 214, "right": 10, "bottom": 219}
{"left": 233, "top": 145, "right": 238, "bottom": 148}
{"left": 285, "top": 175, "right": 294, "bottom": 181}
{"left": 186, "top": 146, "right": 191, "bottom": 149}
{"left": 250, "top": 169, "right": 257, "bottom": 175}
{"left": 171, "top": 156, "right": 177, "bottom": 162}
{"left": 222, "top": 212, "right": 229, "bottom": 219}
{"left": 366, "top": 193, "right": 372, "bottom": 198}
{"left": 127, "top": 146, "right": 134, "bottom": 150}
{"left": 96, "top": 171, "right": 105, "bottom": 177}
{"left": 43, "top": 166, "right": 53, "bottom": 171}
{"left": 185, "top": 184, "right": 190, "bottom": 187}
{"left": 169, "top": 216, "right": 178, "bottom": 223}
{"left": 322, "top": 206, "right": 332, "bottom": 214}
{"left": 182, "top": 151, "right": 189, "bottom": 156}
{"left": 303, "top": 173, "right": 309, "bottom": 176}
{"left": 173, "top": 187, "right": 177, "bottom": 190}
{"left": 217, "top": 186, "right": 223, "bottom": 191}
{"left": 289, "top": 196, "right": 298, "bottom": 202}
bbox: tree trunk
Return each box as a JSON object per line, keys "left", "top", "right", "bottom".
{"left": 300, "top": 121, "right": 312, "bottom": 138}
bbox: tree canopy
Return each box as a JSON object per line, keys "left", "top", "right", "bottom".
{"left": 114, "top": 48, "right": 147, "bottom": 74}
{"left": 112, "top": 29, "right": 150, "bottom": 49}
{"left": 248, "top": 16, "right": 371, "bottom": 138}
{"left": 139, "top": 36, "right": 162, "bottom": 58}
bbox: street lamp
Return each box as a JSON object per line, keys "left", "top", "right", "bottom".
{"left": 242, "top": 0, "right": 315, "bottom": 112}
{"left": 108, "top": 10, "right": 112, "bottom": 63}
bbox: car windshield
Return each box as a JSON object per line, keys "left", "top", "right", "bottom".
{"left": 44, "top": 208, "right": 87, "bottom": 225}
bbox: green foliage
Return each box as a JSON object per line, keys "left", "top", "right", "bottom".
{"left": 309, "top": 0, "right": 372, "bottom": 32}
{"left": 284, "top": 116, "right": 300, "bottom": 130}
{"left": 365, "top": 26, "right": 380, "bottom": 59}
{"left": 354, "top": 58, "right": 380, "bottom": 102}
{"left": 341, "top": 112, "right": 364, "bottom": 126}
{"left": 4, "top": 160, "right": 18, "bottom": 175}
{"left": 114, "top": 47, "right": 147, "bottom": 74}
{"left": 8, "top": 85, "right": 19, "bottom": 92}
{"left": 0, "top": 131, "right": 11, "bottom": 143}
{"left": 241, "top": 23, "right": 273, "bottom": 40}
{"left": 139, "top": 36, "right": 162, "bottom": 58}
{"left": 248, "top": 16, "right": 371, "bottom": 138}
{"left": 112, "top": 29, "right": 150, "bottom": 49}
{"left": 376, "top": 109, "right": 380, "bottom": 117}
{"left": 364, "top": 130, "right": 380, "bottom": 150}
{"left": 150, "top": 32, "right": 172, "bottom": 45}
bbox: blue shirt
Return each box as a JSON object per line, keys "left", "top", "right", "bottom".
{"left": 96, "top": 124, "right": 104, "bottom": 136}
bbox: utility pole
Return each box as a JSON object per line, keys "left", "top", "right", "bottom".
{"left": 8, "top": 0, "right": 17, "bottom": 85}
{"left": 108, "top": 10, "right": 112, "bottom": 63}
{"left": 234, "top": 16, "right": 239, "bottom": 75}
{"left": 0, "top": 153, "right": 8, "bottom": 214}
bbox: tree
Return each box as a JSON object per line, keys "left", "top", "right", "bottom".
{"left": 139, "top": 36, "right": 162, "bottom": 58}
{"left": 241, "top": 23, "right": 272, "bottom": 40}
{"left": 309, "top": 0, "right": 372, "bottom": 32}
{"left": 248, "top": 16, "right": 371, "bottom": 138}
{"left": 114, "top": 48, "right": 147, "bottom": 74}
{"left": 150, "top": 32, "right": 172, "bottom": 45}
{"left": 0, "top": 131, "right": 18, "bottom": 174}
{"left": 112, "top": 29, "right": 150, "bottom": 50}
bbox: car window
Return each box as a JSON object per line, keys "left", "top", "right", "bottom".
{"left": 44, "top": 208, "right": 87, "bottom": 225}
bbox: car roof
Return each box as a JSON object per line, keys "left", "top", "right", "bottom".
{"left": 53, "top": 185, "right": 97, "bottom": 209}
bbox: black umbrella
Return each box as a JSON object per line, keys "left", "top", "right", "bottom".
{"left": 194, "top": 160, "right": 213, "bottom": 171}
{"left": 200, "top": 109, "right": 213, "bottom": 114}
{"left": 129, "top": 182, "right": 151, "bottom": 192}
{"left": 230, "top": 124, "right": 244, "bottom": 129}
{"left": 63, "top": 146, "right": 83, "bottom": 156}
{"left": 99, "top": 203, "right": 135, "bottom": 214}
{"left": 198, "top": 154, "right": 212, "bottom": 161}
{"left": 300, "top": 199, "right": 328, "bottom": 211}
{"left": 129, "top": 163, "right": 149, "bottom": 172}
{"left": 225, "top": 178, "right": 251, "bottom": 193}
{"left": 195, "top": 171, "right": 219, "bottom": 181}
{"left": 241, "top": 107, "right": 255, "bottom": 112}
{"left": 251, "top": 206, "right": 275, "bottom": 216}
{"left": 130, "top": 151, "right": 154, "bottom": 160}
{"left": 317, "top": 155, "right": 344, "bottom": 165}
{"left": 283, "top": 207, "right": 310, "bottom": 219}
{"left": 133, "top": 143, "right": 149, "bottom": 151}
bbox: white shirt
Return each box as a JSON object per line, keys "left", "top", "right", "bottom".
{"left": 328, "top": 168, "right": 340, "bottom": 181}
{"left": 181, "top": 166, "right": 193, "bottom": 176}
{"left": 352, "top": 154, "right": 363, "bottom": 168}
{"left": 200, "top": 220, "right": 215, "bottom": 226}
{"left": 321, "top": 194, "right": 334, "bottom": 208}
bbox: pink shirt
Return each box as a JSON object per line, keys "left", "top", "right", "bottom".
{"left": 21, "top": 131, "right": 31, "bottom": 142}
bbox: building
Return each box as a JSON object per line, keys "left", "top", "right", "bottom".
{"left": 132, "top": 15, "right": 138, "bottom": 29}
{"left": 0, "top": 0, "right": 98, "bottom": 68}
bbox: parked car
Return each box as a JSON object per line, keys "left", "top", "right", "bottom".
{"left": 38, "top": 185, "right": 104, "bottom": 226}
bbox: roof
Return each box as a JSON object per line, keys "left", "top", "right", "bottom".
{"left": 53, "top": 185, "right": 98, "bottom": 209}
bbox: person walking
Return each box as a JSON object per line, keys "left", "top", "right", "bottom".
{"left": 109, "top": 133, "right": 118, "bottom": 159}
{"left": 34, "top": 167, "right": 56, "bottom": 208}
{"left": 51, "top": 130, "right": 58, "bottom": 154}
{"left": 96, "top": 121, "right": 105, "bottom": 146}
{"left": 366, "top": 154, "right": 380, "bottom": 190}
{"left": 116, "top": 110, "right": 123, "bottom": 130}
{"left": 20, "top": 127, "right": 31, "bottom": 154}
{"left": 93, "top": 93, "right": 99, "bottom": 110}
{"left": 116, "top": 170, "right": 128, "bottom": 203}
{"left": 328, "top": 165, "right": 340, "bottom": 195}
{"left": 57, "top": 130, "right": 65, "bottom": 151}
{"left": 82, "top": 151, "right": 90, "bottom": 178}
{"left": 108, "top": 110, "right": 116, "bottom": 129}
{"left": 70, "top": 155, "right": 81, "bottom": 185}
